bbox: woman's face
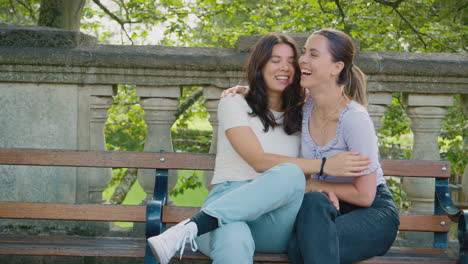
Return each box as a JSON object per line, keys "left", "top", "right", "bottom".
{"left": 261, "top": 43, "right": 295, "bottom": 94}
{"left": 299, "top": 34, "right": 339, "bottom": 89}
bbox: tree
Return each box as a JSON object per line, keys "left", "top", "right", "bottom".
{"left": 38, "top": 0, "right": 85, "bottom": 30}
{"left": 178, "top": 0, "right": 466, "bottom": 53}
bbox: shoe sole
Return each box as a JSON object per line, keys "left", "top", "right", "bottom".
{"left": 148, "top": 238, "right": 170, "bottom": 264}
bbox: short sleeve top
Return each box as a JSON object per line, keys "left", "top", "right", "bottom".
{"left": 211, "top": 95, "right": 301, "bottom": 185}
{"left": 301, "top": 97, "right": 385, "bottom": 185}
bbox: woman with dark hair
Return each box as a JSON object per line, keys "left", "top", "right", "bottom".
{"left": 288, "top": 28, "right": 399, "bottom": 264}
{"left": 147, "top": 33, "right": 371, "bottom": 264}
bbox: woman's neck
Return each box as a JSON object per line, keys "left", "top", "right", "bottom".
{"left": 309, "top": 84, "right": 346, "bottom": 113}
{"left": 268, "top": 92, "right": 283, "bottom": 112}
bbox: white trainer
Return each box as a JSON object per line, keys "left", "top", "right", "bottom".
{"left": 147, "top": 219, "right": 198, "bottom": 264}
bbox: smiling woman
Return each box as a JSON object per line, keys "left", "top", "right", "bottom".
{"left": 288, "top": 28, "right": 399, "bottom": 264}
{"left": 146, "top": 33, "right": 306, "bottom": 264}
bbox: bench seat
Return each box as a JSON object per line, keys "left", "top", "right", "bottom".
{"left": 0, "top": 235, "right": 458, "bottom": 263}
{"left": 0, "top": 148, "right": 465, "bottom": 263}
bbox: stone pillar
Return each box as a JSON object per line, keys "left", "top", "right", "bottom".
{"left": 87, "top": 94, "right": 114, "bottom": 203}
{"left": 137, "top": 86, "right": 180, "bottom": 200}
{"left": 202, "top": 86, "right": 224, "bottom": 187}
{"left": 403, "top": 93, "right": 453, "bottom": 243}
{"left": 367, "top": 92, "right": 393, "bottom": 132}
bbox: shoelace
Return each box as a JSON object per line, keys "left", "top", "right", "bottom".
{"left": 178, "top": 229, "right": 198, "bottom": 260}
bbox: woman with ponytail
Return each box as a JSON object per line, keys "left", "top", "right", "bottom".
{"left": 288, "top": 28, "right": 399, "bottom": 264}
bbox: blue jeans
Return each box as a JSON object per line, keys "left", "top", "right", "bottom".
{"left": 288, "top": 184, "right": 400, "bottom": 264}
{"left": 196, "top": 163, "right": 305, "bottom": 264}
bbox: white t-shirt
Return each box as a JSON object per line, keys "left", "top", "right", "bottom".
{"left": 211, "top": 95, "right": 301, "bottom": 185}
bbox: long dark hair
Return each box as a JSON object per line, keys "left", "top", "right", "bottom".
{"left": 314, "top": 29, "right": 367, "bottom": 106}
{"left": 245, "top": 33, "right": 304, "bottom": 134}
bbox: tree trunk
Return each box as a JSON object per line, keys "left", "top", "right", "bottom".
{"left": 110, "top": 168, "right": 138, "bottom": 205}
{"left": 38, "top": 0, "right": 86, "bottom": 30}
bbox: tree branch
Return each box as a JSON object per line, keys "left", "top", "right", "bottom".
{"left": 92, "top": 0, "right": 134, "bottom": 44}
{"left": 17, "top": 0, "right": 37, "bottom": 21}
{"left": 392, "top": 7, "right": 428, "bottom": 50}
{"left": 318, "top": 0, "right": 332, "bottom": 14}
{"left": 374, "top": 0, "right": 458, "bottom": 52}
{"left": 335, "top": 0, "right": 346, "bottom": 23}
{"left": 374, "top": 0, "right": 405, "bottom": 8}
{"left": 174, "top": 88, "right": 204, "bottom": 120}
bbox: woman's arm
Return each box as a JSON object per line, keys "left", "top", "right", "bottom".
{"left": 306, "top": 109, "right": 381, "bottom": 207}
{"left": 306, "top": 173, "right": 377, "bottom": 207}
{"left": 226, "top": 126, "right": 370, "bottom": 177}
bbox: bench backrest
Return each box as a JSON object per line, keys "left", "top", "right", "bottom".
{"left": 0, "top": 148, "right": 452, "bottom": 235}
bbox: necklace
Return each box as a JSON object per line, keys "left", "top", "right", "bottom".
{"left": 313, "top": 95, "right": 345, "bottom": 135}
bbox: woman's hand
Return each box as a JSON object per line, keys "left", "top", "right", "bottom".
{"left": 221, "top": 85, "right": 249, "bottom": 98}
{"left": 324, "top": 152, "right": 370, "bottom": 177}
{"left": 306, "top": 179, "right": 339, "bottom": 210}
{"left": 319, "top": 189, "right": 340, "bottom": 210}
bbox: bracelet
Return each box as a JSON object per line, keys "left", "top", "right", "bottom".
{"left": 319, "top": 157, "right": 327, "bottom": 176}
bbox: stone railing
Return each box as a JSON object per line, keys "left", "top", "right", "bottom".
{"left": 0, "top": 26, "right": 467, "bottom": 229}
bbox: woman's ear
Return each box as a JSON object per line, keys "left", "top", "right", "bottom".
{"left": 332, "top": 61, "right": 345, "bottom": 76}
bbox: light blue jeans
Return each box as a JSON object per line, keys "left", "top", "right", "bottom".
{"left": 196, "top": 163, "right": 305, "bottom": 264}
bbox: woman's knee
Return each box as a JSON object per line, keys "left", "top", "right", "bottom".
{"left": 300, "top": 192, "right": 336, "bottom": 216}
{"left": 209, "top": 221, "right": 255, "bottom": 263}
{"left": 272, "top": 163, "right": 305, "bottom": 190}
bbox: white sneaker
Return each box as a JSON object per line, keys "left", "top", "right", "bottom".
{"left": 147, "top": 219, "right": 198, "bottom": 264}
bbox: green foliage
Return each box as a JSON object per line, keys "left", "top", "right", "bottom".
{"left": 173, "top": 86, "right": 209, "bottom": 129}
{"left": 0, "top": 0, "right": 40, "bottom": 25}
{"left": 172, "top": 128, "right": 212, "bottom": 153}
{"left": 385, "top": 176, "right": 409, "bottom": 213}
{"left": 378, "top": 93, "right": 412, "bottom": 160}
{"left": 105, "top": 85, "right": 147, "bottom": 152}
{"left": 439, "top": 95, "right": 467, "bottom": 180}
{"left": 170, "top": 170, "right": 202, "bottom": 197}
{"left": 178, "top": 0, "right": 466, "bottom": 53}
{"left": 172, "top": 86, "right": 212, "bottom": 154}
{"left": 169, "top": 170, "right": 209, "bottom": 206}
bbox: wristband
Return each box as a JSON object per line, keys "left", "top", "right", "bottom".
{"left": 319, "top": 157, "right": 327, "bottom": 176}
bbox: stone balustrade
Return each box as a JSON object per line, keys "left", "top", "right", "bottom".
{"left": 0, "top": 27, "right": 467, "bottom": 238}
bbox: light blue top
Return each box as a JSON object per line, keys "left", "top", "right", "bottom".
{"left": 301, "top": 97, "right": 385, "bottom": 186}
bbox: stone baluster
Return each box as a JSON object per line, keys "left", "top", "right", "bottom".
{"left": 367, "top": 92, "right": 393, "bottom": 132}
{"left": 403, "top": 93, "right": 453, "bottom": 243}
{"left": 202, "top": 86, "right": 224, "bottom": 187}
{"left": 88, "top": 94, "right": 114, "bottom": 204}
{"left": 137, "top": 86, "right": 180, "bottom": 200}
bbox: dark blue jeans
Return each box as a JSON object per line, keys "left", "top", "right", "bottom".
{"left": 288, "top": 184, "right": 399, "bottom": 264}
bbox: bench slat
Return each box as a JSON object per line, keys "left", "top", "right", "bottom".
{"left": 0, "top": 235, "right": 457, "bottom": 263}
{"left": 0, "top": 235, "right": 145, "bottom": 258}
{"left": 161, "top": 206, "right": 451, "bottom": 232}
{"left": 0, "top": 149, "right": 450, "bottom": 178}
{"left": 398, "top": 215, "right": 450, "bottom": 232}
{"left": 380, "top": 160, "right": 450, "bottom": 178}
{"left": 0, "top": 203, "right": 451, "bottom": 233}
{"left": 0, "top": 202, "right": 146, "bottom": 222}
{"left": 0, "top": 148, "right": 215, "bottom": 170}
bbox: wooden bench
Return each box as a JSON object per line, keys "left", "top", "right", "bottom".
{"left": 0, "top": 148, "right": 466, "bottom": 263}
